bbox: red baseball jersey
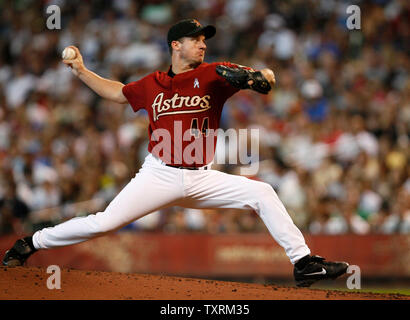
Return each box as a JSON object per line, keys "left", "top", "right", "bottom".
{"left": 122, "top": 62, "right": 243, "bottom": 167}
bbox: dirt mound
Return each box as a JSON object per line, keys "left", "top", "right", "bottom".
{"left": 0, "top": 267, "right": 407, "bottom": 300}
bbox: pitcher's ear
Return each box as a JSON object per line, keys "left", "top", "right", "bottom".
{"left": 171, "top": 40, "right": 181, "bottom": 51}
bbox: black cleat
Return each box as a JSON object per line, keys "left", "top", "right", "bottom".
{"left": 2, "top": 238, "right": 36, "bottom": 267}
{"left": 294, "top": 255, "right": 349, "bottom": 287}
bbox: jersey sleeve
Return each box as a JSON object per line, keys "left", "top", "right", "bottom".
{"left": 122, "top": 78, "right": 147, "bottom": 112}
{"left": 218, "top": 61, "right": 253, "bottom": 71}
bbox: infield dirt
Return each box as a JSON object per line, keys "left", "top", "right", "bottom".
{"left": 0, "top": 266, "right": 408, "bottom": 300}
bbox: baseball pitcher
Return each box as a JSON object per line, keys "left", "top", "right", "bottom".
{"left": 3, "top": 19, "right": 348, "bottom": 287}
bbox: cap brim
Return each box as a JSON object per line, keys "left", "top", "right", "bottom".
{"left": 187, "top": 25, "right": 216, "bottom": 40}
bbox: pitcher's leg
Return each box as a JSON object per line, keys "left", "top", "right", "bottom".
{"left": 183, "top": 170, "right": 310, "bottom": 264}
{"left": 32, "top": 162, "right": 183, "bottom": 249}
{"left": 254, "top": 182, "right": 311, "bottom": 264}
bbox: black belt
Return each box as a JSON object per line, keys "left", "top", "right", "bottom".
{"left": 165, "top": 164, "right": 208, "bottom": 170}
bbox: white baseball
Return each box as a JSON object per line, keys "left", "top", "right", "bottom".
{"left": 62, "top": 47, "right": 76, "bottom": 60}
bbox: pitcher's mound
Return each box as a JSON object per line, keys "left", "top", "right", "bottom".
{"left": 0, "top": 267, "right": 407, "bottom": 300}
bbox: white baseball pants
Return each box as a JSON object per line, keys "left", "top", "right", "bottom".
{"left": 32, "top": 153, "right": 310, "bottom": 264}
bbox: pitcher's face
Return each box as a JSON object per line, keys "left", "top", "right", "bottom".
{"left": 173, "top": 34, "right": 207, "bottom": 65}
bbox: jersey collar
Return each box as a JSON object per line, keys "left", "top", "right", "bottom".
{"left": 167, "top": 65, "right": 176, "bottom": 78}
{"left": 167, "top": 64, "right": 206, "bottom": 78}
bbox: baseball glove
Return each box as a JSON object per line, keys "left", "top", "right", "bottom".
{"left": 216, "top": 65, "right": 272, "bottom": 94}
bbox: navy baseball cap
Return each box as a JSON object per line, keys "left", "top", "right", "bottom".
{"left": 167, "top": 19, "right": 216, "bottom": 47}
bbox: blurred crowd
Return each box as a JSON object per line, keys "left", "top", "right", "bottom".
{"left": 0, "top": 0, "right": 409, "bottom": 236}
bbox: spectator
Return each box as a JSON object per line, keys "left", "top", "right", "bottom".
{"left": 0, "top": 0, "right": 408, "bottom": 235}
{"left": 0, "top": 183, "right": 30, "bottom": 235}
